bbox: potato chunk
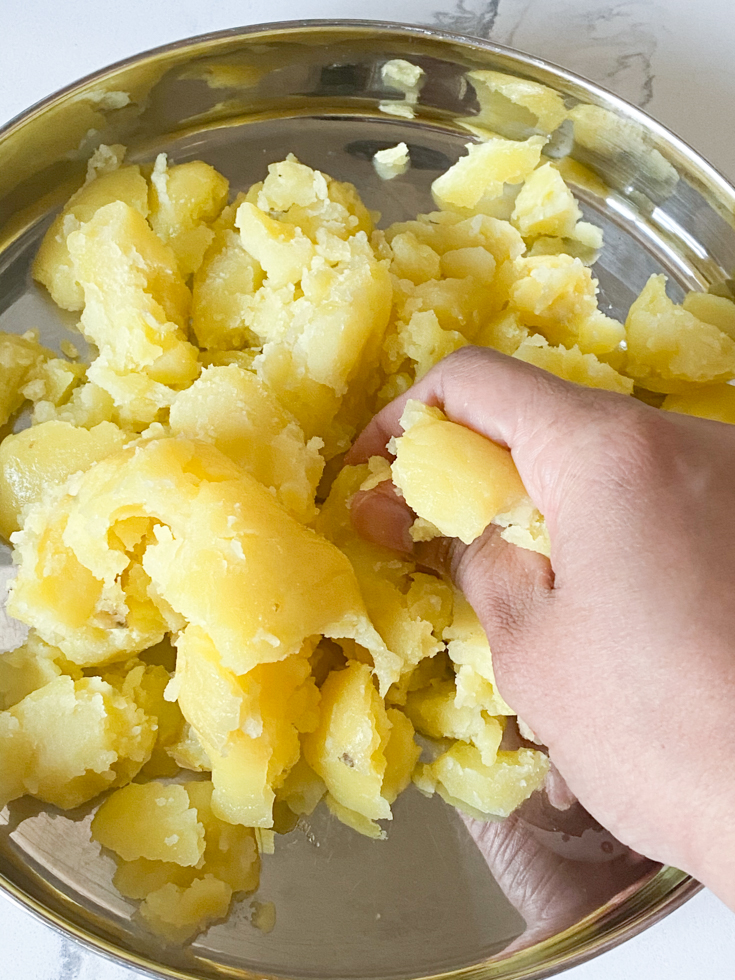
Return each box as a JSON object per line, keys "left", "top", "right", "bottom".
{"left": 682, "top": 291, "right": 735, "bottom": 339}
{"left": 303, "top": 662, "right": 394, "bottom": 830}
{"left": 513, "top": 335, "right": 633, "bottom": 394}
{"left": 140, "top": 875, "right": 232, "bottom": 944}
{"left": 390, "top": 400, "right": 548, "bottom": 554}
{"left": 33, "top": 159, "right": 149, "bottom": 311}
{"left": 0, "top": 332, "right": 52, "bottom": 427}
{"left": 169, "top": 365, "right": 323, "bottom": 523}
{"left": 191, "top": 196, "right": 264, "bottom": 350}
{"left": 92, "top": 782, "right": 205, "bottom": 865}
{"left": 431, "top": 135, "right": 546, "bottom": 211}
{"left": 0, "top": 419, "right": 127, "bottom": 539}
{"left": 444, "top": 593, "right": 514, "bottom": 716}
{"left": 468, "top": 70, "right": 567, "bottom": 136}
{"left": 625, "top": 275, "right": 735, "bottom": 391}
{"left": 9, "top": 438, "right": 390, "bottom": 674}
{"left": 511, "top": 163, "right": 582, "bottom": 239}
{"left": 0, "top": 631, "right": 81, "bottom": 710}
{"left": 415, "top": 743, "right": 549, "bottom": 819}
{"left": 148, "top": 155, "right": 229, "bottom": 276}
{"left": 0, "top": 675, "right": 155, "bottom": 809}
{"left": 662, "top": 383, "right": 735, "bottom": 423}
{"left": 67, "top": 201, "right": 199, "bottom": 426}
{"left": 405, "top": 680, "right": 504, "bottom": 766}
{"left": 174, "top": 627, "right": 319, "bottom": 828}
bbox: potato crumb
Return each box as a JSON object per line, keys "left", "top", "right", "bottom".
{"left": 373, "top": 143, "right": 410, "bottom": 181}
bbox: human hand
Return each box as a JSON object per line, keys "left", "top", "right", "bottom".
{"left": 348, "top": 346, "right": 735, "bottom": 909}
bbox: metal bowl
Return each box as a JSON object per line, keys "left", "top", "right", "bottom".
{"left": 1, "top": 18, "right": 726, "bottom": 980}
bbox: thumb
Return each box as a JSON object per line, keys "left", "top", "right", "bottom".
{"left": 350, "top": 481, "right": 553, "bottom": 646}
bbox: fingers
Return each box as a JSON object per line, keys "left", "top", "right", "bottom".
{"left": 351, "top": 479, "right": 554, "bottom": 646}
{"left": 347, "top": 345, "right": 627, "bottom": 510}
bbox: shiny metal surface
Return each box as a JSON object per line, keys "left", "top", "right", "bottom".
{"left": 0, "top": 18, "right": 722, "bottom": 980}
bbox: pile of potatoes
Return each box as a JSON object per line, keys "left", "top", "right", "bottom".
{"left": 1, "top": 68, "right": 735, "bottom": 943}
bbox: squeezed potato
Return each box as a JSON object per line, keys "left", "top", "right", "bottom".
{"left": 7, "top": 133, "right": 711, "bottom": 944}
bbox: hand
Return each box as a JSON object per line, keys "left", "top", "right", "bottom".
{"left": 348, "top": 345, "right": 735, "bottom": 909}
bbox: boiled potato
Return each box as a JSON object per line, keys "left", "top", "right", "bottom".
{"left": 148, "top": 155, "right": 229, "bottom": 276}
{"left": 432, "top": 135, "right": 546, "bottom": 211}
{"left": 33, "top": 157, "right": 149, "bottom": 310}
{"left": 0, "top": 675, "right": 155, "bottom": 809}
{"left": 625, "top": 274, "right": 735, "bottom": 391}
{"left": 9, "top": 438, "right": 390, "bottom": 674}
{"left": 468, "top": 70, "right": 567, "bottom": 136}
{"left": 67, "top": 201, "right": 199, "bottom": 426}
{"left": 390, "top": 400, "right": 548, "bottom": 554}
{"left": 2, "top": 141, "right": 670, "bottom": 943}
{"left": 662, "top": 383, "right": 735, "bottom": 423}
{"left": 0, "top": 332, "right": 52, "bottom": 427}
{"left": 513, "top": 334, "right": 633, "bottom": 394}
{"left": 168, "top": 364, "right": 323, "bottom": 523}
{"left": 415, "top": 743, "right": 549, "bottom": 819}
{"left": 0, "top": 419, "right": 127, "bottom": 539}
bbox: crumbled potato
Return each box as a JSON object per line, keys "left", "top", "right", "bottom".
{"left": 0, "top": 331, "right": 53, "bottom": 427}
{"left": 148, "top": 155, "right": 229, "bottom": 276}
{"left": 682, "top": 291, "right": 735, "bottom": 340}
{"left": 468, "top": 70, "right": 567, "bottom": 136}
{"left": 5, "top": 132, "right": 716, "bottom": 945}
{"left": 513, "top": 335, "right": 633, "bottom": 394}
{"left": 414, "top": 744, "right": 549, "bottom": 819}
{"left": 33, "top": 159, "right": 149, "bottom": 311}
{"left": 0, "top": 675, "right": 155, "bottom": 809}
{"left": 626, "top": 275, "right": 735, "bottom": 391}
{"left": 168, "top": 364, "right": 323, "bottom": 524}
{"left": 432, "top": 135, "right": 546, "bottom": 211}
{"left": 373, "top": 143, "right": 411, "bottom": 181}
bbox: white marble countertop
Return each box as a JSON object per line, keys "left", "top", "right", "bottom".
{"left": 1, "top": 1, "right": 734, "bottom": 977}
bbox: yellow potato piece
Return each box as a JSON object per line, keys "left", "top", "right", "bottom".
{"left": 303, "top": 661, "right": 392, "bottom": 824}
{"left": 511, "top": 162, "right": 582, "bottom": 240}
{"left": 169, "top": 364, "right": 323, "bottom": 524}
{"left": 148, "top": 155, "right": 229, "bottom": 276}
{"left": 9, "top": 438, "right": 389, "bottom": 674}
{"left": 92, "top": 782, "right": 205, "bottom": 866}
{"left": 405, "top": 680, "right": 504, "bottom": 767}
{"left": 317, "top": 464, "right": 448, "bottom": 692}
{"left": 0, "top": 332, "right": 53, "bottom": 428}
{"left": 444, "top": 593, "right": 514, "bottom": 716}
{"left": 191, "top": 195, "right": 264, "bottom": 350}
{"left": 140, "top": 875, "right": 232, "bottom": 944}
{"left": 0, "top": 675, "right": 155, "bottom": 809}
{"left": 33, "top": 161, "right": 149, "bottom": 311}
{"left": 468, "top": 70, "right": 567, "bottom": 136}
{"left": 431, "top": 135, "right": 546, "bottom": 211}
{"left": 67, "top": 201, "right": 199, "bottom": 426}
{"left": 682, "top": 291, "right": 735, "bottom": 340}
{"left": 662, "top": 384, "right": 735, "bottom": 423}
{"left": 415, "top": 744, "right": 549, "bottom": 819}
{"left": 625, "top": 274, "right": 735, "bottom": 391}
{"left": 513, "top": 335, "right": 633, "bottom": 395}
{"left": 0, "top": 631, "right": 81, "bottom": 710}
{"left": 391, "top": 400, "right": 544, "bottom": 549}
{"left": 0, "top": 419, "right": 127, "bottom": 540}
{"left": 174, "top": 627, "right": 319, "bottom": 827}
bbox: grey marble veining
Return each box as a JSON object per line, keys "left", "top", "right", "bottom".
{"left": 432, "top": 0, "right": 502, "bottom": 38}
{"left": 432, "top": 0, "right": 662, "bottom": 109}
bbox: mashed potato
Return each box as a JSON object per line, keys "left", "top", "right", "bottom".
{"left": 2, "top": 111, "right": 734, "bottom": 942}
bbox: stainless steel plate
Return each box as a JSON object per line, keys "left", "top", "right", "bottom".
{"left": 1, "top": 19, "right": 724, "bottom": 980}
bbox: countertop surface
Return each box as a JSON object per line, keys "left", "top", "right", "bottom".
{"left": 1, "top": 0, "right": 734, "bottom": 977}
